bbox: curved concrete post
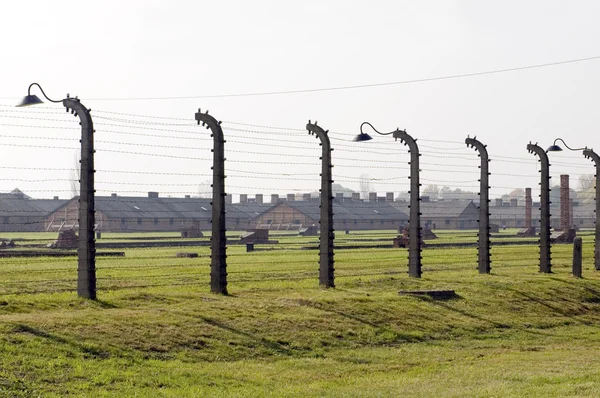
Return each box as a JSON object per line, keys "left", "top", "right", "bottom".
{"left": 306, "top": 121, "right": 335, "bottom": 288}
{"left": 466, "top": 136, "right": 491, "bottom": 274}
{"left": 393, "top": 130, "right": 422, "bottom": 278}
{"left": 527, "top": 143, "right": 552, "bottom": 273}
{"left": 64, "top": 97, "right": 96, "bottom": 300}
{"left": 583, "top": 148, "right": 600, "bottom": 270}
{"left": 196, "top": 109, "right": 228, "bottom": 294}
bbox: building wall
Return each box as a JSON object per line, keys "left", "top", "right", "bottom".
{"left": 253, "top": 204, "right": 317, "bottom": 229}
{"left": 0, "top": 215, "right": 46, "bottom": 232}
{"left": 253, "top": 203, "right": 407, "bottom": 231}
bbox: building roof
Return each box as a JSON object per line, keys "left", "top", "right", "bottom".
{"left": 391, "top": 199, "right": 476, "bottom": 218}
{"left": 94, "top": 196, "right": 214, "bottom": 219}
{"left": 49, "top": 195, "right": 215, "bottom": 220}
{"left": 228, "top": 202, "right": 273, "bottom": 219}
{"left": 0, "top": 197, "right": 67, "bottom": 217}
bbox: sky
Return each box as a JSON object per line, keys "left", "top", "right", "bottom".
{"left": 0, "top": 0, "right": 599, "bottom": 202}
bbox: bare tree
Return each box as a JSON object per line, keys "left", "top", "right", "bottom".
{"left": 422, "top": 184, "right": 440, "bottom": 200}
{"left": 359, "top": 173, "right": 372, "bottom": 200}
{"left": 69, "top": 152, "right": 80, "bottom": 198}
{"left": 198, "top": 179, "right": 212, "bottom": 198}
{"left": 578, "top": 174, "right": 595, "bottom": 191}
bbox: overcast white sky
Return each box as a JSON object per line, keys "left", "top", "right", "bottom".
{"left": 0, "top": 0, "right": 599, "bottom": 201}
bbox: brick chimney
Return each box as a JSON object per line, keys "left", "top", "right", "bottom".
{"left": 287, "top": 193, "right": 295, "bottom": 202}
{"left": 303, "top": 193, "right": 312, "bottom": 201}
{"left": 560, "top": 175, "right": 570, "bottom": 230}
{"left": 495, "top": 198, "right": 503, "bottom": 207}
{"left": 525, "top": 188, "right": 532, "bottom": 228}
{"left": 271, "top": 194, "right": 279, "bottom": 203}
{"left": 386, "top": 192, "right": 394, "bottom": 203}
{"left": 239, "top": 194, "right": 248, "bottom": 203}
{"left": 225, "top": 194, "right": 233, "bottom": 204}
{"left": 335, "top": 193, "right": 344, "bottom": 201}
{"left": 352, "top": 192, "right": 360, "bottom": 201}
{"left": 369, "top": 192, "right": 377, "bottom": 202}
{"left": 255, "top": 194, "right": 263, "bottom": 204}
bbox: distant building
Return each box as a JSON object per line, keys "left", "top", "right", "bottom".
{"left": 391, "top": 199, "right": 479, "bottom": 230}
{"left": 251, "top": 198, "right": 409, "bottom": 231}
{"left": 0, "top": 189, "right": 66, "bottom": 232}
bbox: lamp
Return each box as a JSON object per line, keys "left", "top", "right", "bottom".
{"left": 353, "top": 122, "right": 393, "bottom": 142}
{"left": 17, "top": 83, "right": 97, "bottom": 299}
{"left": 16, "top": 83, "right": 61, "bottom": 107}
{"left": 355, "top": 121, "right": 422, "bottom": 278}
{"left": 546, "top": 138, "right": 586, "bottom": 153}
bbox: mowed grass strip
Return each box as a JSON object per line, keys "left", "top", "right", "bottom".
{"left": 0, "top": 230, "right": 599, "bottom": 396}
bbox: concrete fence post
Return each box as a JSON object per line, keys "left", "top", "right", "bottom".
{"left": 196, "top": 109, "right": 228, "bottom": 294}
{"left": 394, "top": 130, "right": 422, "bottom": 278}
{"left": 527, "top": 143, "right": 552, "bottom": 273}
{"left": 573, "top": 237, "right": 582, "bottom": 278}
{"left": 306, "top": 121, "right": 335, "bottom": 288}
{"left": 466, "top": 136, "right": 491, "bottom": 274}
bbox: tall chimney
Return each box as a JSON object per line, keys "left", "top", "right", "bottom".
{"left": 561, "top": 175, "right": 570, "bottom": 230}
{"left": 525, "top": 188, "right": 532, "bottom": 228}
{"left": 255, "top": 194, "right": 263, "bottom": 204}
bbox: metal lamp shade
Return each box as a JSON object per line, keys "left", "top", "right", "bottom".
{"left": 15, "top": 94, "right": 44, "bottom": 107}
{"left": 353, "top": 132, "right": 373, "bottom": 142}
{"left": 546, "top": 144, "right": 563, "bottom": 152}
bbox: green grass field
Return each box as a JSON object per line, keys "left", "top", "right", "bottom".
{"left": 0, "top": 230, "right": 599, "bottom": 397}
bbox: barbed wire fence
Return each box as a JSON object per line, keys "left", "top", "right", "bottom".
{"left": 0, "top": 102, "right": 595, "bottom": 296}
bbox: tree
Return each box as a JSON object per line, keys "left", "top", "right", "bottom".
{"left": 550, "top": 185, "right": 578, "bottom": 208}
{"left": 198, "top": 179, "right": 212, "bottom": 198}
{"left": 578, "top": 174, "right": 595, "bottom": 191}
{"left": 332, "top": 183, "right": 355, "bottom": 197}
{"left": 69, "top": 152, "right": 80, "bottom": 198}
{"left": 422, "top": 184, "right": 440, "bottom": 200}
{"left": 359, "top": 174, "right": 373, "bottom": 200}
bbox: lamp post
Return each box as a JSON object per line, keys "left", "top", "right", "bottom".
{"left": 17, "top": 83, "right": 96, "bottom": 299}
{"left": 547, "top": 138, "right": 600, "bottom": 270}
{"left": 527, "top": 142, "right": 551, "bottom": 273}
{"left": 354, "top": 122, "right": 422, "bottom": 278}
{"left": 306, "top": 121, "right": 334, "bottom": 288}
{"left": 196, "top": 109, "right": 228, "bottom": 294}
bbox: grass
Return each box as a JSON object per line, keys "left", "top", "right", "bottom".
{"left": 0, "top": 230, "right": 600, "bottom": 396}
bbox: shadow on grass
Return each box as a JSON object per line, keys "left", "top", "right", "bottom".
{"left": 11, "top": 324, "right": 110, "bottom": 359}
{"left": 198, "top": 316, "right": 292, "bottom": 355}
{"left": 506, "top": 288, "right": 593, "bottom": 326}
{"left": 425, "top": 298, "right": 511, "bottom": 329}
{"left": 296, "top": 299, "right": 380, "bottom": 328}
